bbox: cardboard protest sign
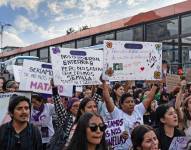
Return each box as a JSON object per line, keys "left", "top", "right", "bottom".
{"left": 169, "top": 136, "right": 191, "bottom": 150}
{"left": 0, "top": 92, "right": 31, "bottom": 125}
{"left": 19, "top": 60, "right": 73, "bottom": 97}
{"left": 166, "top": 74, "right": 181, "bottom": 93}
{"left": 13, "top": 65, "right": 22, "bottom": 82}
{"left": 50, "top": 47, "right": 103, "bottom": 85}
{"left": 103, "top": 40, "right": 162, "bottom": 81}
{"left": 105, "top": 118, "right": 128, "bottom": 149}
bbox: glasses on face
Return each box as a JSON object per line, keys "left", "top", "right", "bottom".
{"left": 88, "top": 123, "right": 107, "bottom": 132}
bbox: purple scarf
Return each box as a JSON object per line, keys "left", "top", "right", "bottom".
{"left": 32, "top": 104, "right": 44, "bottom": 121}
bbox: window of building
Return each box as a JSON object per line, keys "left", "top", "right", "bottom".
{"left": 146, "top": 18, "right": 178, "bottom": 42}
{"left": 116, "top": 26, "right": 143, "bottom": 41}
{"left": 162, "top": 39, "right": 179, "bottom": 63}
{"left": 53, "top": 44, "right": 62, "bottom": 48}
{"left": 95, "top": 32, "right": 115, "bottom": 44}
{"left": 39, "top": 47, "right": 49, "bottom": 62}
{"left": 16, "top": 54, "right": 21, "bottom": 57}
{"left": 77, "top": 37, "right": 92, "bottom": 48}
{"left": 62, "top": 41, "right": 75, "bottom": 48}
{"left": 22, "top": 52, "right": 30, "bottom": 56}
{"left": 9, "top": 55, "right": 15, "bottom": 59}
{"left": 182, "top": 36, "right": 191, "bottom": 64}
{"left": 3, "top": 57, "right": 8, "bottom": 61}
{"left": 30, "top": 50, "right": 38, "bottom": 57}
{"left": 182, "top": 14, "right": 191, "bottom": 35}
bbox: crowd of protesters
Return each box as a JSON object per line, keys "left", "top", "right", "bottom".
{"left": 1, "top": 74, "right": 191, "bottom": 150}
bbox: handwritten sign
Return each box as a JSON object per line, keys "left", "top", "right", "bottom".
{"left": 105, "top": 118, "right": 127, "bottom": 149}
{"left": 19, "top": 60, "right": 73, "bottom": 97}
{"left": 169, "top": 136, "right": 191, "bottom": 150}
{"left": 103, "top": 40, "right": 162, "bottom": 81}
{"left": 50, "top": 47, "right": 103, "bottom": 85}
{"left": 0, "top": 92, "right": 31, "bottom": 125}
{"left": 166, "top": 74, "right": 181, "bottom": 93}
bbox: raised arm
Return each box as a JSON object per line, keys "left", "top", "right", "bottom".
{"left": 175, "top": 85, "right": 185, "bottom": 122}
{"left": 92, "top": 86, "right": 103, "bottom": 104}
{"left": 51, "top": 81, "right": 71, "bottom": 127}
{"left": 103, "top": 81, "right": 115, "bottom": 113}
{"left": 143, "top": 84, "right": 158, "bottom": 110}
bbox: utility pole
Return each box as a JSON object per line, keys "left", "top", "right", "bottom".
{"left": 0, "top": 22, "right": 12, "bottom": 52}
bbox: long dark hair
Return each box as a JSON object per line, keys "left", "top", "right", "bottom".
{"left": 131, "top": 125, "right": 156, "bottom": 150}
{"left": 74, "top": 98, "right": 97, "bottom": 124}
{"left": 110, "top": 82, "right": 123, "bottom": 106}
{"left": 155, "top": 104, "right": 177, "bottom": 139}
{"left": 67, "top": 112, "right": 108, "bottom": 150}
{"left": 156, "top": 104, "right": 172, "bottom": 127}
{"left": 183, "top": 96, "right": 191, "bottom": 128}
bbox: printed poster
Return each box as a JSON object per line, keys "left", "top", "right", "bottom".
{"left": 50, "top": 47, "right": 103, "bottom": 85}
{"left": 19, "top": 60, "right": 73, "bottom": 97}
{"left": 103, "top": 40, "right": 162, "bottom": 81}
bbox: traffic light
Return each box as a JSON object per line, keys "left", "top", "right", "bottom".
{"left": 178, "top": 67, "right": 183, "bottom": 75}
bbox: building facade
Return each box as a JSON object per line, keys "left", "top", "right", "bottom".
{"left": 0, "top": 1, "right": 191, "bottom": 74}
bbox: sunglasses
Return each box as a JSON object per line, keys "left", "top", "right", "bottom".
{"left": 88, "top": 123, "right": 107, "bottom": 132}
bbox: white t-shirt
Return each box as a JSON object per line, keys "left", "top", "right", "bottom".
{"left": 109, "top": 102, "right": 146, "bottom": 150}
{"left": 98, "top": 101, "right": 113, "bottom": 121}
{"left": 31, "top": 103, "right": 55, "bottom": 143}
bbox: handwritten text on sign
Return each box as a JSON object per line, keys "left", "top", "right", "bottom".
{"left": 19, "top": 60, "right": 73, "bottom": 97}
{"left": 50, "top": 47, "right": 103, "bottom": 85}
{"left": 103, "top": 40, "right": 162, "bottom": 81}
{"left": 105, "top": 119, "right": 127, "bottom": 149}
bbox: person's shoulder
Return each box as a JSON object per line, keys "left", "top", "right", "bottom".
{"left": 0, "top": 122, "right": 11, "bottom": 135}
{"left": 28, "top": 123, "right": 39, "bottom": 131}
{"left": 0, "top": 122, "right": 10, "bottom": 129}
{"left": 175, "top": 128, "right": 185, "bottom": 136}
{"left": 28, "top": 123, "right": 41, "bottom": 136}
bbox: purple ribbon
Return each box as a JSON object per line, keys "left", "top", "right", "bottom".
{"left": 32, "top": 104, "right": 44, "bottom": 121}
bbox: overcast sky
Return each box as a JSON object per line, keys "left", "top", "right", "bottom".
{"left": 0, "top": 0, "right": 186, "bottom": 48}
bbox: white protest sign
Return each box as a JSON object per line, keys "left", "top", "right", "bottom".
{"left": 13, "top": 65, "right": 22, "bottom": 82}
{"left": 76, "top": 86, "right": 83, "bottom": 92}
{"left": 105, "top": 118, "right": 127, "bottom": 149}
{"left": 103, "top": 40, "right": 162, "bottom": 81}
{"left": 19, "top": 60, "right": 73, "bottom": 97}
{"left": 0, "top": 92, "right": 31, "bottom": 125}
{"left": 50, "top": 47, "right": 103, "bottom": 85}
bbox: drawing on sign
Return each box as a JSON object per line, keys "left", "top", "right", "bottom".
{"left": 103, "top": 40, "right": 162, "bottom": 81}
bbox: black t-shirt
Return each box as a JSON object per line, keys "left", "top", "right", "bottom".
{"left": 155, "top": 127, "right": 185, "bottom": 150}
